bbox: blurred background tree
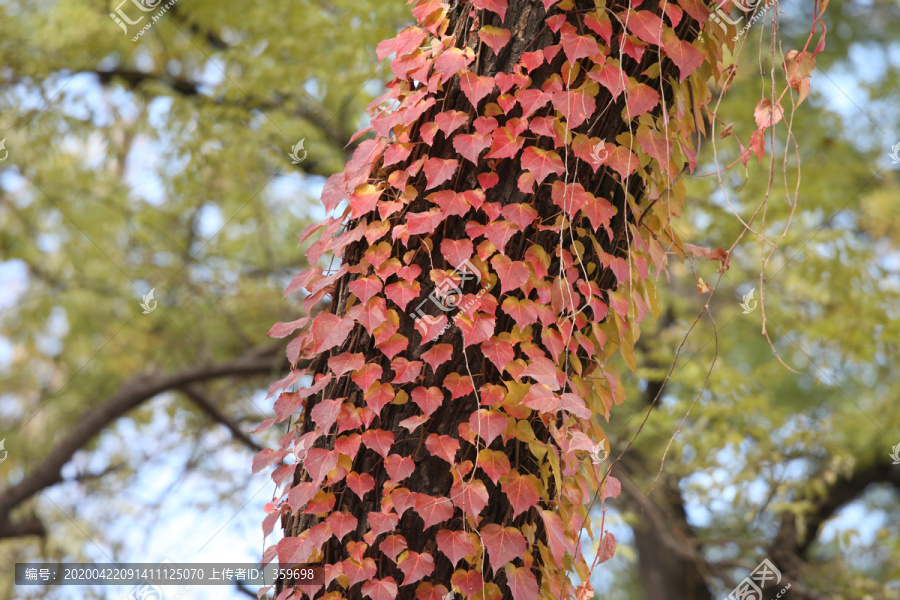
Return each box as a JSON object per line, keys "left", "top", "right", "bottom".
{"left": 0, "top": 0, "right": 897, "bottom": 598}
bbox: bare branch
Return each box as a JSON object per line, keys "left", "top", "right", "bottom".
{"left": 0, "top": 344, "right": 288, "bottom": 535}
{"left": 179, "top": 385, "right": 263, "bottom": 452}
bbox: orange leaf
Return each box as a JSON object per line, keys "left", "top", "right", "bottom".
{"left": 477, "top": 449, "right": 511, "bottom": 484}
{"left": 479, "top": 26, "right": 511, "bottom": 55}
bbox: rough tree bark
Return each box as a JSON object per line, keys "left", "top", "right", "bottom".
{"left": 261, "top": 0, "right": 779, "bottom": 598}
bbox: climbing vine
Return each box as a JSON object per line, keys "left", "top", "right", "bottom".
{"left": 254, "top": 0, "right": 827, "bottom": 599}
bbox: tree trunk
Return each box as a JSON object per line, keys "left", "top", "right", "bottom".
{"left": 271, "top": 0, "right": 705, "bottom": 598}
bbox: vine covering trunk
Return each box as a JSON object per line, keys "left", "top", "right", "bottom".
{"left": 254, "top": 0, "right": 824, "bottom": 599}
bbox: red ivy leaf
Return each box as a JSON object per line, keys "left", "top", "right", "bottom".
{"left": 399, "top": 414, "right": 430, "bottom": 432}
{"left": 501, "top": 470, "right": 541, "bottom": 518}
{"left": 420, "top": 343, "right": 454, "bottom": 371}
{"left": 677, "top": 0, "right": 711, "bottom": 24}
{"left": 453, "top": 132, "right": 491, "bottom": 164}
{"left": 481, "top": 524, "right": 527, "bottom": 571}
{"left": 311, "top": 313, "right": 355, "bottom": 354}
{"left": 484, "top": 220, "right": 520, "bottom": 254}
{"left": 500, "top": 203, "right": 538, "bottom": 231}
{"left": 267, "top": 317, "right": 309, "bottom": 338}
{"left": 364, "top": 382, "right": 395, "bottom": 416}
{"left": 440, "top": 238, "right": 475, "bottom": 268}
{"left": 425, "top": 434, "right": 460, "bottom": 464}
{"left": 457, "top": 312, "right": 495, "bottom": 347}
{"left": 626, "top": 10, "right": 665, "bottom": 47}
{"left": 346, "top": 472, "right": 376, "bottom": 499}
{"left": 588, "top": 62, "right": 626, "bottom": 100}
{"left": 329, "top": 352, "right": 365, "bottom": 377}
{"left": 399, "top": 551, "right": 436, "bottom": 586}
{"left": 624, "top": 80, "right": 660, "bottom": 119}
{"left": 478, "top": 172, "right": 499, "bottom": 189}
{"left": 415, "top": 494, "right": 455, "bottom": 528}
{"left": 597, "top": 530, "right": 617, "bottom": 563}
{"left": 481, "top": 339, "right": 515, "bottom": 373}
{"left": 368, "top": 510, "right": 400, "bottom": 537}
{"left": 585, "top": 11, "right": 613, "bottom": 44}
{"left": 472, "top": 0, "right": 507, "bottom": 20}
{"left": 287, "top": 481, "right": 317, "bottom": 513}
{"left": 560, "top": 23, "right": 598, "bottom": 62}
{"left": 424, "top": 157, "right": 459, "bottom": 189}
{"left": 325, "top": 511, "right": 358, "bottom": 541}
{"left": 504, "top": 565, "right": 540, "bottom": 600}
{"left": 414, "top": 314, "right": 448, "bottom": 344}
{"left": 376, "top": 333, "right": 409, "bottom": 360}
{"left": 468, "top": 409, "right": 508, "bottom": 446}
{"left": 434, "top": 110, "right": 470, "bottom": 136}
{"left": 310, "top": 398, "right": 342, "bottom": 433}
{"left": 553, "top": 89, "right": 597, "bottom": 128}
{"left": 412, "top": 386, "right": 445, "bottom": 417}
{"left": 582, "top": 194, "right": 617, "bottom": 232}
{"left": 361, "top": 577, "right": 399, "bottom": 600}
{"left": 491, "top": 254, "right": 531, "bottom": 294}
{"left": 436, "top": 529, "right": 475, "bottom": 565}
{"left": 450, "top": 479, "right": 490, "bottom": 520}
{"left": 362, "top": 428, "right": 395, "bottom": 458}
{"left": 636, "top": 125, "right": 673, "bottom": 167}
{"left": 662, "top": 31, "right": 704, "bottom": 82}
{"left": 444, "top": 372, "right": 474, "bottom": 399}
{"left": 434, "top": 47, "right": 473, "bottom": 83}
{"left": 451, "top": 570, "right": 484, "bottom": 597}
{"left": 384, "top": 454, "right": 416, "bottom": 482}
{"left": 521, "top": 147, "right": 565, "bottom": 183}
{"left": 479, "top": 26, "right": 511, "bottom": 55}
{"left": 664, "top": 3, "right": 683, "bottom": 26}
{"left": 385, "top": 281, "right": 421, "bottom": 312}
{"left": 380, "top": 534, "right": 408, "bottom": 562}
{"left": 485, "top": 126, "right": 522, "bottom": 159}
{"left": 459, "top": 71, "right": 496, "bottom": 107}
{"left": 344, "top": 558, "right": 377, "bottom": 587}
{"left": 352, "top": 362, "right": 383, "bottom": 392}
{"left": 305, "top": 448, "right": 338, "bottom": 485}
{"left": 754, "top": 98, "right": 784, "bottom": 129}
{"left": 406, "top": 208, "right": 445, "bottom": 235}
{"left": 431, "top": 190, "right": 470, "bottom": 217}
{"left": 520, "top": 49, "right": 544, "bottom": 72}
{"left": 391, "top": 357, "right": 423, "bottom": 385}
{"left": 605, "top": 144, "right": 640, "bottom": 178}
